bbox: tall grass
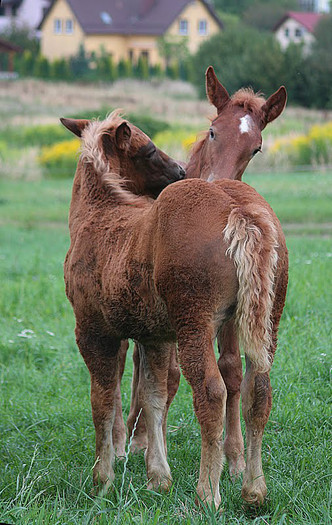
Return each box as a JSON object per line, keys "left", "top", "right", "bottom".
{"left": 0, "top": 175, "right": 331, "bottom": 524}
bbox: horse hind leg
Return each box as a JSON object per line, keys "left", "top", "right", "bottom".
{"left": 241, "top": 261, "right": 288, "bottom": 505}
{"left": 178, "top": 325, "right": 227, "bottom": 509}
{"left": 217, "top": 319, "right": 245, "bottom": 480}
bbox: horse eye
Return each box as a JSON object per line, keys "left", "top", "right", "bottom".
{"left": 209, "top": 128, "right": 215, "bottom": 140}
{"left": 146, "top": 148, "right": 156, "bottom": 159}
{"left": 252, "top": 147, "right": 262, "bottom": 157}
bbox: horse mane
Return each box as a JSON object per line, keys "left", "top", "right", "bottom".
{"left": 80, "top": 109, "right": 147, "bottom": 207}
{"left": 230, "top": 88, "right": 266, "bottom": 118}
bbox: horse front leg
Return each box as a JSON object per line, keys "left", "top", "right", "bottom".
{"left": 137, "top": 342, "right": 173, "bottom": 491}
{"left": 76, "top": 323, "right": 122, "bottom": 493}
{"left": 178, "top": 326, "right": 227, "bottom": 509}
{"left": 162, "top": 343, "right": 180, "bottom": 453}
{"left": 127, "top": 342, "right": 180, "bottom": 454}
{"left": 127, "top": 343, "right": 148, "bottom": 452}
{"left": 217, "top": 319, "right": 245, "bottom": 479}
{"left": 112, "top": 339, "right": 128, "bottom": 458}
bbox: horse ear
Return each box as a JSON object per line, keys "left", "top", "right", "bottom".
{"left": 115, "top": 122, "right": 131, "bottom": 150}
{"left": 60, "top": 118, "right": 90, "bottom": 137}
{"left": 205, "top": 66, "right": 230, "bottom": 114}
{"left": 260, "top": 86, "right": 287, "bottom": 130}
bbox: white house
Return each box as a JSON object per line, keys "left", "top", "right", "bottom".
{"left": 0, "top": 0, "right": 51, "bottom": 33}
{"left": 274, "top": 11, "right": 322, "bottom": 51}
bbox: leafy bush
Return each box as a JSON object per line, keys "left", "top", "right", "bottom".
{"left": 39, "top": 139, "right": 80, "bottom": 178}
{"left": 0, "top": 124, "right": 69, "bottom": 148}
{"left": 154, "top": 127, "right": 199, "bottom": 159}
{"left": 270, "top": 121, "right": 332, "bottom": 166}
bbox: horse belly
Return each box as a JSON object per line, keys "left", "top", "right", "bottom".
{"left": 101, "top": 266, "right": 175, "bottom": 343}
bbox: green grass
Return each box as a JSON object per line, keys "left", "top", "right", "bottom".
{"left": 0, "top": 174, "right": 331, "bottom": 524}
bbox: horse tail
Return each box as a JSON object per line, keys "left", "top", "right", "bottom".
{"left": 223, "top": 206, "right": 279, "bottom": 373}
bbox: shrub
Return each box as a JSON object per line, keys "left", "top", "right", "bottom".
{"left": 0, "top": 124, "right": 69, "bottom": 148}
{"left": 39, "top": 139, "right": 80, "bottom": 178}
{"left": 154, "top": 127, "right": 199, "bottom": 159}
{"left": 70, "top": 109, "right": 170, "bottom": 140}
{"left": 270, "top": 121, "right": 332, "bottom": 167}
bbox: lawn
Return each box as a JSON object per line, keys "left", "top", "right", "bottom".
{"left": 0, "top": 170, "right": 331, "bottom": 524}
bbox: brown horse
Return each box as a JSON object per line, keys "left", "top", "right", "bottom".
{"left": 127, "top": 66, "right": 288, "bottom": 502}
{"left": 62, "top": 106, "right": 288, "bottom": 507}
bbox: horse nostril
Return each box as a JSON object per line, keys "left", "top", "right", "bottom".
{"left": 178, "top": 165, "right": 186, "bottom": 179}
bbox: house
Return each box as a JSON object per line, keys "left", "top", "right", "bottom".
{"left": 38, "top": 0, "right": 223, "bottom": 65}
{"left": 0, "top": 0, "right": 51, "bottom": 33}
{"left": 274, "top": 11, "right": 322, "bottom": 51}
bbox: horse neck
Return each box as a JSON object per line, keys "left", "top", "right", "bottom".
{"left": 186, "top": 137, "right": 211, "bottom": 180}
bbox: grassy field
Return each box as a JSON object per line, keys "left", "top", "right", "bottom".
{"left": 0, "top": 78, "right": 331, "bottom": 524}
{"left": 0, "top": 171, "right": 331, "bottom": 525}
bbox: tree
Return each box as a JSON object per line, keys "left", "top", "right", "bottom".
{"left": 69, "top": 44, "right": 90, "bottom": 79}
{"left": 190, "top": 25, "right": 285, "bottom": 98}
{"left": 157, "top": 36, "right": 189, "bottom": 68}
{"left": 1, "top": 23, "right": 39, "bottom": 55}
{"left": 313, "top": 14, "right": 332, "bottom": 52}
{"left": 33, "top": 55, "right": 50, "bottom": 79}
{"left": 243, "top": 2, "right": 289, "bottom": 31}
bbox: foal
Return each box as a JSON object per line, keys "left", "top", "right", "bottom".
{"left": 127, "top": 67, "right": 288, "bottom": 504}
{"left": 63, "top": 110, "right": 288, "bottom": 508}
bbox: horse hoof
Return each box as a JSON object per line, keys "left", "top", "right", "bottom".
{"left": 195, "top": 483, "right": 222, "bottom": 510}
{"left": 241, "top": 477, "right": 267, "bottom": 505}
{"left": 147, "top": 474, "right": 172, "bottom": 492}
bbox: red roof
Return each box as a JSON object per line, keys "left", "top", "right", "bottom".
{"left": 274, "top": 11, "right": 321, "bottom": 33}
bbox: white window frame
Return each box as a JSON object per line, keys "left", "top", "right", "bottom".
{"left": 198, "top": 19, "right": 207, "bottom": 35}
{"left": 65, "top": 19, "right": 74, "bottom": 34}
{"left": 54, "top": 19, "right": 62, "bottom": 34}
{"left": 179, "top": 19, "right": 188, "bottom": 35}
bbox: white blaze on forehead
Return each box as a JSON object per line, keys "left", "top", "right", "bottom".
{"left": 239, "top": 114, "right": 253, "bottom": 134}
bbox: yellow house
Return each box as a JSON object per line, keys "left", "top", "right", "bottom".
{"left": 39, "top": 0, "right": 223, "bottom": 64}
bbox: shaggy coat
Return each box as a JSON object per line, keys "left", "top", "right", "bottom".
{"left": 63, "top": 95, "right": 288, "bottom": 507}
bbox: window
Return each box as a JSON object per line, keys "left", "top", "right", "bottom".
{"left": 295, "top": 27, "right": 302, "bottom": 37}
{"left": 198, "top": 19, "right": 207, "bottom": 35}
{"left": 141, "top": 50, "right": 149, "bottom": 62}
{"left": 12, "top": 6, "right": 18, "bottom": 16}
{"left": 179, "top": 19, "right": 188, "bottom": 35}
{"left": 128, "top": 49, "right": 134, "bottom": 62}
{"left": 0, "top": 7, "right": 5, "bottom": 16}
{"left": 65, "top": 19, "right": 73, "bottom": 34}
{"left": 54, "top": 19, "right": 62, "bottom": 34}
{"left": 284, "top": 28, "right": 289, "bottom": 37}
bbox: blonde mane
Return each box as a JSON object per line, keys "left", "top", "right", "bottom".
{"left": 80, "top": 109, "right": 147, "bottom": 206}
